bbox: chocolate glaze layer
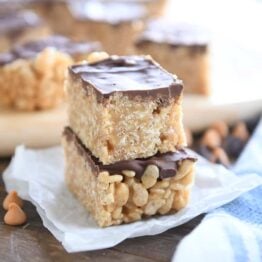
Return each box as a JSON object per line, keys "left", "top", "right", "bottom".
{"left": 0, "top": 11, "right": 42, "bottom": 35}
{"left": 136, "top": 20, "right": 209, "bottom": 51}
{"left": 0, "top": 36, "right": 100, "bottom": 66}
{"left": 69, "top": 55, "right": 183, "bottom": 101}
{"left": 64, "top": 127, "right": 197, "bottom": 179}
{"left": 69, "top": 1, "right": 146, "bottom": 25}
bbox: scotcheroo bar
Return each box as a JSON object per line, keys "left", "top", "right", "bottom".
{"left": 0, "top": 36, "right": 100, "bottom": 110}
{"left": 66, "top": 55, "right": 186, "bottom": 164}
{"left": 0, "top": 10, "right": 50, "bottom": 52}
{"left": 136, "top": 20, "right": 210, "bottom": 95}
{"left": 63, "top": 127, "right": 197, "bottom": 227}
{"left": 68, "top": 1, "right": 146, "bottom": 55}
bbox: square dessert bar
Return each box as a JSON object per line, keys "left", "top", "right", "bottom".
{"left": 63, "top": 127, "right": 196, "bottom": 227}
{"left": 0, "top": 10, "right": 50, "bottom": 52}
{"left": 68, "top": 1, "right": 146, "bottom": 55}
{"left": 135, "top": 21, "right": 210, "bottom": 95}
{"left": 27, "top": 0, "right": 74, "bottom": 36}
{"left": 66, "top": 55, "right": 187, "bottom": 164}
{"left": 0, "top": 36, "right": 100, "bottom": 110}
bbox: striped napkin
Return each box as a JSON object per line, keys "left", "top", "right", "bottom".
{"left": 173, "top": 118, "right": 262, "bottom": 262}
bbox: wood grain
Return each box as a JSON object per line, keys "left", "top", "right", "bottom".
{"left": 0, "top": 159, "right": 203, "bottom": 262}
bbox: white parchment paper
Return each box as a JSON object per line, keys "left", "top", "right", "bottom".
{"left": 3, "top": 146, "right": 262, "bottom": 252}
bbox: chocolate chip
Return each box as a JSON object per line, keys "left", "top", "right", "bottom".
{"left": 196, "top": 145, "right": 214, "bottom": 162}
{"left": 223, "top": 135, "right": 245, "bottom": 159}
{"left": 245, "top": 114, "right": 260, "bottom": 133}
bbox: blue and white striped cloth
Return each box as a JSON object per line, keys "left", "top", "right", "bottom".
{"left": 173, "top": 118, "right": 262, "bottom": 262}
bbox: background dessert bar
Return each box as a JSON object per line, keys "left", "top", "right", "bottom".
{"left": 0, "top": 10, "right": 50, "bottom": 52}
{"left": 136, "top": 20, "right": 210, "bottom": 95}
{"left": 0, "top": 36, "right": 100, "bottom": 110}
{"left": 68, "top": 1, "right": 146, "bottom": 54}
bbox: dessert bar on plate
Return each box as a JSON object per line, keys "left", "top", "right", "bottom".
{"left": 65, "top": 55, "right": 186, "bottom": 164}
{"left": 0, "top": 36, "right": 100, "bottom": 110}
{"left": 63, "top": 127, "right": 196, "bottom": 227}
{"left": 0, "top": 10, "right": 50, "bottom": 52}
{"left": 63, "top": 54, "right": 197, "bottom": 227}
{"left": 136, "top": 20, "right": 210, "bottom": 95}
{"left": 68, "top": 1, "right": 146, "bottom": 55}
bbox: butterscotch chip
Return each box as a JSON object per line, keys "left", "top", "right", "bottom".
{"left": 213, "top": 147, "right": 230, "bottom": 167}
{"left": 3, "top": 190, "right": 23, "bottom": 211}
{"left": 232, "top": 122, "right": 249, "bottom": 142}
{"left": 211, "top": 121, "right": 229, "bottom": 138}
{"left": 4, "top": 203, "right": 27, "bottom": 226}
{"left": 201, "top": 129, "right": 221, "bottom": 149}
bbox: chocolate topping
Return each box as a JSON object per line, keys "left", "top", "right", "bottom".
{"left": 0, "top": 36, "right": 100, "bottom": 66}
{"left": 0, "top": 11, "right": 42, "bottom": 35}
{"left": 69, "top": 55, "right": 183, "bottom": 101}
{"left": 136, "top": 20, "right": 209, "bottom": 50}
{"left": 69, "top": 0, "right": 146, "bottom": 24}
{"left": 64, "top": 127, "right": 197, "bottom": 179}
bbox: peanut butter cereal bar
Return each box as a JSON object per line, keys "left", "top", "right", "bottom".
{"left": 97, "top": 0, "right": 167, "bottom": 18}
{"left": 68, "top": 1, "right": 146, "bottom": 55}
{"left": 63, "top": 127, "right": 196, "bottom": 227}
{"left": 0, "top": 10, "right": 50, "bottom": 52}
{"left": 0, "top": 36, "right": 100, "bottom": 110}
{"left": 136, "top": 20, "right": 210, "bottom": 95}
{"left": 65, "top": 55, "right": 186, "bottom": 164}
{"left": 27, "top": 0, "right": 74, "bottom": 36}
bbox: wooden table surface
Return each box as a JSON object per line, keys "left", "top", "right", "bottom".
{"left": 0, "top": 158, "right": 203, "bottom": 262}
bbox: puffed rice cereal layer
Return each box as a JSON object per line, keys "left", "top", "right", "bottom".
{"left": 66, "top": 54, "right": 186, "bottom": 164}
{"left": 62, "top": 127, "right": 196, "bottom": 227}
{"left": 0, "top": 48, "right": 72, "bottom": 110}
{"left": 0, "top": 37, "right": 100, "bottom": 111}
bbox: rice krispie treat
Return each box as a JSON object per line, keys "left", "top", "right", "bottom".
{"left": 143, "top": 0, "right": 167, "bottom": 17}
{"left": 27, "top": 0, "right": 74, "bottom": 36}
{"left": 98, "top": 0, "right": 167, "bottom": 18}
{"left": 0, "top": 0, "right": 74, "bottom": 36}
{"left": 0, "top": 10, "right": 50, "bottom": 52}
{"left": 63, "top": 127, "right": 197, "bottom": 227}
{"left": 135, "top": 20, "right": 210, "bottom": 95}
{"left": 68, "top": 0, "right": 146, "bottom": 55}
{"left": 66, "top": 55, "right": 186, "bottom": 164}
{"left": 0, "top": 36, "right": 100, "bottom": 110}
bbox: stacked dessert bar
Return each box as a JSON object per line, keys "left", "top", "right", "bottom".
{"left": 62, "top": 54, "right": 197, "bottom": 227}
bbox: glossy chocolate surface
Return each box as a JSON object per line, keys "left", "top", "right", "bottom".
{"left": 69, "top": 55, "right": 183, "bottom": 100}
{"left": 0, "top": 36, "right": 100, "bottom": 66}
{"left": 0, "top": 11, "right": 42, "bottom": 35}
{"left": 136, "top": 19, "right": 209, "bottom": 50}
{"left": 64, "top": 127, "right": 197, "bottom": 179}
